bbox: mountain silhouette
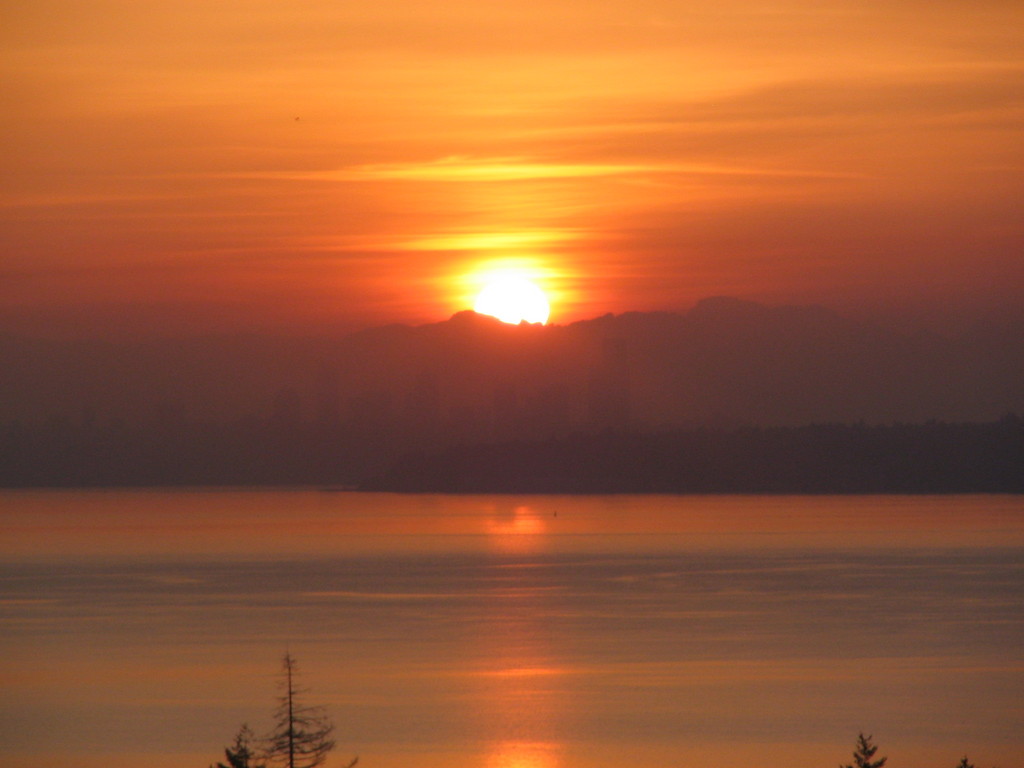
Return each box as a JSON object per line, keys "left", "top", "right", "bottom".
{"left": 2, "top": 297, "right": 1022, "bottom": 432}
{"left": 297, "top": 297, "right": 1021, "bottom": 432}
{"left": 4, "top": 298, "right": 1023, "bottom": 487}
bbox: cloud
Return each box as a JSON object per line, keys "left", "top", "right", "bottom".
{"left": 217, "top": 156, "right": 867, "bottom": 186}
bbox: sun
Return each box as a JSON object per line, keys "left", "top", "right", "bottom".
{"left": 473, "top": 272, "right": 550, "bottom": 325}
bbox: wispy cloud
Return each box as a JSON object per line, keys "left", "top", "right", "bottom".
{"left": 221, "top": 157, "right": 867, "bottom": 184}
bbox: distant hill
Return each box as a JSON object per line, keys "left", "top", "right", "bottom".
{"left": 3, "top": 298, "right": 1024, "bottom": 488}
{"left": 2, "top": 297, "right": 1022, "bottom": 434}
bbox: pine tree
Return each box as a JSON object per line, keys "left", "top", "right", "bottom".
{"left": 263, "top": 653, "right": 355, "bottom": 768}
{"left": 842, "top": 732, "right": 887, "bottom": 768}
{"left": 956, "top": 757, "right": 975, "bottom": 768}
{"left": 214, "top": 724, "right": 264, "bottom": 768}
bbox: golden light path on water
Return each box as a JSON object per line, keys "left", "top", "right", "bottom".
{"left": 1, "top": 491, "right": 1023, "bottom": 768}
{"left": 480, "top": 504, "right": 564, "bottom": 768}
{"left": 485, "top": 742, "right": 561, "bottom": 768}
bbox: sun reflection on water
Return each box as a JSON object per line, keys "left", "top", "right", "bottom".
{"left": 485, "top": 741, "right": 561, "bottom": 768}
{"left": 485, "top": 504, "right": 550, "bottom": 553}
{"left": 473, "top": 503, "right": 568, "bottom": 768}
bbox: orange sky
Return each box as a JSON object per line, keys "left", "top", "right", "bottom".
{"left": 2, "top": 0, "right": 1022, "bottom": 337}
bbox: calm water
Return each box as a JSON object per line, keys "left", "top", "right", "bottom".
{"left": 1, "top": 491, "right": 1022, "bottom": 768}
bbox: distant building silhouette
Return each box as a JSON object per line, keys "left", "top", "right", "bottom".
{"left": 587, "top": 336, "right": 630, "bottom": 429}
{"left": 491, "top": 383, "right": 520, "bottom": 440}
{"left": 316, "top": 365, "right": 341, "bottom": 426}
{"left": 348, "top": 389, "right": 393, "bottom": 435}
{"left": 150, "top": 400, "right": 186, "bottom": 436}
{"left": 403, "top": 370, "right": 442, "bottom": 440}
{"left": 520, "top": 383, "right": 571, "bottom": 439}
{"left": 269, "top": 386, "right": 302, "bottom": 430}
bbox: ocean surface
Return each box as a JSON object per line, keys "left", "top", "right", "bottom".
{"left": 1, "top": 490, "right": 1022, "bottom": 768}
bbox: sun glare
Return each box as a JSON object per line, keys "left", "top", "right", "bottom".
{"left": 473, "top": 273, "right": 551, "bottom": 325}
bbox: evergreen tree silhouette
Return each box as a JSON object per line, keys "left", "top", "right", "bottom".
{"left": 264, "top": 653, "right": 355, "bottom": 768}
{"left": 956, "top": 757, "right": 975, "bottom": 768}
{"left": 842, "top": 733, "right": 887, "bottom": 768}
{"left": 213, "top": 724, "right": 264, "bottom": 768}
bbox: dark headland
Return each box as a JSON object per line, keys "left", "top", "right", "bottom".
{"left": 362, "top": 418, "right": 1024, "bottom": 494}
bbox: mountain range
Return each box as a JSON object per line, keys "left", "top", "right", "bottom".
{"left": 3, "top": 297, "right": 1022, "bottom": 432}
{"left": 4, "top": 297, "right": 1022, "bottom": 488}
